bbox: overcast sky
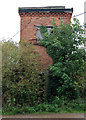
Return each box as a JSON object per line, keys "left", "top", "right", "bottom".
{"left": 0, "top": 0, "right": 85, "bottom": 43}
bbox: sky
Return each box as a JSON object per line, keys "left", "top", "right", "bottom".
{"left": 0, "top": 0, "right": 86, "bottom": 43}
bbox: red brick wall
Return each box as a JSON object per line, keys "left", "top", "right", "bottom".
{"left": 34, "top": 45, "right": 53, "bottom": 71}
{"left": 19, "top": 12, "right": 72, "bottom": 70}
{"left": 20, "top": 12, "right": 72, "bottom": 42}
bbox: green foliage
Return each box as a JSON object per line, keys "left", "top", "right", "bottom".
{"left": 40, "top": 25, "right": 47, "bottom": 35}
{"left": 2, "top": 18, "right": 86, "bottom": 114}
{"left": 2, "top": 40, "right": 45, "bottom": 109}
{"left": 3, "top": 98, "right": 85, "bottom": 114}
{"left": 40, "top": 18, "right": 86, "bottom": 100}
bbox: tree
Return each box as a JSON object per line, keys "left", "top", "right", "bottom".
{"left": 40, "top": 18, "right": 86, "bottom": 100}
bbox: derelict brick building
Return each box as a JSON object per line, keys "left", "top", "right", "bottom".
{"left": 18, "top": 6, "right": 73, "bottom": 70}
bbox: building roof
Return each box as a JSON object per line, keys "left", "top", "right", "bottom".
{"left": 18, "top": 6, "right": 73, "bottom": 13}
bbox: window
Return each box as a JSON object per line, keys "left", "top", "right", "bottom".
{"left": 47, "top": 27, "right": 52, "bottom": 35}
{"left": 36, "top": 27, "right": 43, "bottom": 41}
{"left": 35, "top": 25, "right": 53, "bottom": 41}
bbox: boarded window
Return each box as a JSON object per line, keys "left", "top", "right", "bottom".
{"left": 35, "top": 25, "right": 53, "bottom": 41}
{"left": 36, "top": 28, "right": 43, "bottom": 41}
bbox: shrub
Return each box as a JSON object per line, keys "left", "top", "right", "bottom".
{"left": 2, "top": 40, "right": 45, "bottom": 109}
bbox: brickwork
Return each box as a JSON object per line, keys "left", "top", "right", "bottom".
{"left": 20, "top": 12, "right": 72, "bottom": 42}
{"left": 34, "top": 45, "right": 53, "bottom": 71}
{"left": 19, "top": 7, "right": 73, "bottom": 70}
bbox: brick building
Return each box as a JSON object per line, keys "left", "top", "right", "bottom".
{"left": 18, "top": 6, "right": 73, "bottom": 70}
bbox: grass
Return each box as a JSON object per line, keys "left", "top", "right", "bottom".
{"left": 2, "top": 110, "right": 85, "bottom": 115}
{"left": 2, "top": 104, "right": 85, "bottom": 115}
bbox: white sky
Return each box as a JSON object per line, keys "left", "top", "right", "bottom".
{"left": 0, "top": 0, "right": 85, "bottom": 43}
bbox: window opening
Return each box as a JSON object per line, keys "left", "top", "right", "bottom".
{"left": 35, "top": 25, "right": 53, "bottom": 41}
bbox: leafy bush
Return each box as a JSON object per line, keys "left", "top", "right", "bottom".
{"left": 2, "top": 40, "right": 45, "bottom": 109}
{"left": 40, "top": 18, "right": 86, "bottom": 100}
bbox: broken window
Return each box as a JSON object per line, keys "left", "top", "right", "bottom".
{"left": 35, "top": 25, "right": 53, "bottom": 41}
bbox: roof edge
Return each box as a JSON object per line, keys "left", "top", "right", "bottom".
{"left": 18, "top": 7, "right": 73, "bottom": 13}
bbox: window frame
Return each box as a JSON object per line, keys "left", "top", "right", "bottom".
{"left": 35, "top": 25, "right": 53, "bottom": 41}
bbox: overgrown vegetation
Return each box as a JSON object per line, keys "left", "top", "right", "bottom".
{"left": 2, "top": 18, "right": 86, "bottom": 114}
{"left": 40, "top": 18, "right": 86, "bottom": 101}
{"left": 3, "top": 98, "right": 85, "bottom": 115}
{"left": 2, "top": 40, "right": 45, "bottom": 112}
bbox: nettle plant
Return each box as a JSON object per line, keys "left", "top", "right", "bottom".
{"left": 40, "top": 18, "right": 86, "bottom": 100}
